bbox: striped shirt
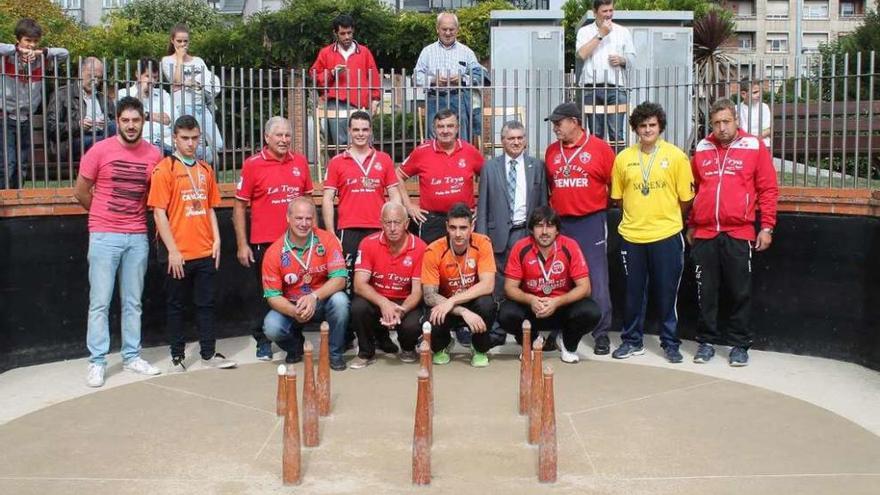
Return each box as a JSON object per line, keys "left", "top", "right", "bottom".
{"left": 414, "top": 40, "right": 479, "bottom": 87}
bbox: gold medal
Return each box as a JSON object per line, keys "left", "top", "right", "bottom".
{"left": 542, "top": 285, "right": 553, "bottom": 295}
{"left": 302, "top": 273, "right": 312, "bottom": 284}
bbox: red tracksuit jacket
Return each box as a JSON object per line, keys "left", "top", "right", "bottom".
{"left": 309, "top": 41, "right": 381, "bottom": 108}
{"left": 689, "top": 129, "right": 779, "bottom": 241}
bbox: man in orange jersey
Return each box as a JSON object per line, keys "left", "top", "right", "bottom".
{"left": 148, "top": 115, "right": 237, "bottom": 372}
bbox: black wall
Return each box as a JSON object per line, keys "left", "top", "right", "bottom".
{"left": 1, "top": 210, "right": 878, "bottom": 372}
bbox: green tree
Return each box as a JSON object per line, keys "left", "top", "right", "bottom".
{"left": 112, "top": 0, "right": 224, "bottom": 34}
{"left": 818, "top": 1, "right": 880, "bottom": 100}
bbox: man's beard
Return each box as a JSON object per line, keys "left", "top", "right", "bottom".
{"left": 119, "top": 127, "right": 143, "bottom": 144}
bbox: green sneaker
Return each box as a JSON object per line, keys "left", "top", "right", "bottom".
{"left": 471, "top": 351, "right": 489, "bottom": 368}
{"left": 433, "top": 349, "right": 451, "bottom": 365}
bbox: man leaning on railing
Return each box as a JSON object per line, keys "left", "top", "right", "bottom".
{"left": 0, "top": 18, "right": 69, "bottom": 189}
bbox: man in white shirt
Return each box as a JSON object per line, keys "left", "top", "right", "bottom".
{"left": 575, "top": 0, "right": 636, "bottom": 149}
{"left": 117, "top": 58, "right": 174, "bottom": 155}
{"left": 737, "top": 80, "right": 773, "bottom": 148}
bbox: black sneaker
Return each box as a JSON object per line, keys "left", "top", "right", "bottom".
{"left": 729, "top": 347, "right": 750, "bottom": 367}
{"left": 693, "top": 343, "right": 715, "bottom": 364}
{"left": 378, "top": 339, "right": 400, "bottom": 354}
{"left": 330, "top": 357, "right": 347, "bottom": 371}
{"left": 593, "top": 335, "right": 610, "bottom": 355}
{"left": 662, "top": 345, "right": 683, "bottom": 364}
{"left": 285, "top": 352, "right": 303, "bottom": 364}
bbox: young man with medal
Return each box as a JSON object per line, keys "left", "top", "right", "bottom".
{"left": 421, "top": 203, "right": 497, "bottom": 367}
{"left": 322, "top": 110, "right": 402, "bottom": 282}
{"left": 261, "top": 197, "right": 350, "bottom": 370}
{"left": 499, "top": 206, "right": 601, "bottom": 363}
{"left": 689, "top": 99, "right": 778, "bottom": 367}
{"left": 543, "top": 102, "right": 616, "bottom": 356}
{"left": 610, "top": 102, "right": 694, "bottom": 363}
{"left": 149, "top": 115, "right": 237, "bottom": 372}
{"left": 234, "top": 116, "right": 313, "bottom": 362}
{"left": 350, "top": 202, "right": 427, "bottom": 368}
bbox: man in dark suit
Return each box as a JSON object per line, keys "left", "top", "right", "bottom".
{"left": 476, "top": 120, "right": 548, "bottom": 303}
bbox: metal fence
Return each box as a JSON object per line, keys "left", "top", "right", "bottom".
{"left": 2, "top": 52, "right": 878, "bottom": 190}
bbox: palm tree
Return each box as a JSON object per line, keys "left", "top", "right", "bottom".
{"left": 691, "top": 6, "right": 736, "bottom": 146}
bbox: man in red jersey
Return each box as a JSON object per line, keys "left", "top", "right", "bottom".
{"left": 234, "top": 116, "right": 314, "bottom": 361}
{"left": 397, "top": 108, "right": 485, "bottom": 243}
{"left": 262, "top": 197, "right": 350, "bottom": 370}
{"left": 689, "top": 99, "right": 778, "bottom": 367}
{"left": 543, "top": 102, "right": 615, "bottom": 355}
{"left": 350, "top": 202, "right": 427, "bottom": 368}
{"left": 500, "top": 206, "right": 601, "bottom": 363}
{"left": 310, "top": 14, "right": 381, "bottom": 146}
{"left": 322, "top": 111, "right": 401, "bottom": 284}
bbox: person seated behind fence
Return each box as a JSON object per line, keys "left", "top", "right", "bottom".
{"left": 0, "top": 18, "right": 68, "bottom": 189}
{"left": 148, "top": 115, "right": 237, "bottom": 373}
{"left": 309, "top": 13, "right": 382, "bottom": 147}
{"left": 499, "top": 205, "right": 601, "bottom": 364}
{"left": 737, "top": 80, "right": 772, "bottom": 148}
{"left": 161, "top": 23, "right": 223, "bottom": 163}
{"left": 117, "top": 57, "right": 174, "bottom": 155}
{"left": 46, "top": 57, "right": 116, "bottom": 161}
{"left": 349, "top": 202, "right": 428, "bottom": 369}
{"left": 261, "top": 197, "right": 351, "bottom": 371}
{"left": 414, "top": 11, "right": 480, "bottom": 143}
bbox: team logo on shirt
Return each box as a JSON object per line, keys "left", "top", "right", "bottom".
{"left": 281, "top": 252, "right": 291, "bottom": 267}
{"left": 579, "top": 152, "right": 591, "bottom": 163}
{"left": 466, "top": 258, "right": 476, "bottom": 269}
{"left": 458, "top": 159, "right": 467, "bottom": 169}
{"left": 292, "top": 167, "right": 301, "bottom": 177}
{"left": 316, "top": 244, "right": 326, "bottom": 256}
{"left": 284, "top": 273, "right": 299, "bottom": 285}
{"left": 551, "top": 260, "right": 565, "bottom": 274}
{"left": 403, "top": 256, "right": 413, "bottom": 267}
{"left": 660, "top": 159, "right": 669, "bottom": 169}
{"left": 375, "top": 163, "right": 383, "bottom": 171}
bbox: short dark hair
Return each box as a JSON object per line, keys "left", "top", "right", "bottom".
{"left": 138, "top": 57, "right": 160, "bottom": 77}
{"left": 333, "top": 14, "right": 354, "bottom": 32}
{"left": 14, "top": 19, "right": 42, "bottom": 40}
{"left": 173, "top": 115, "right": 201, "bottom": 133}
{"left": 433, "top": 108, "right": 457, "bottom": 124}
{"left": 629, "top": 101, "right": 667, "bottom": 133}
{"left": 709, "top": 99, "right": 738, "bottom": 119}
{"left": 348, "top": 110, "right": 371, "bottom": 128}
{"left": 446, "top": 202, "right": 473, "bottom": 223}
{"left": 527, "top": 205, "right": 562, "bottom": 232}
{"left": 116, "top": 96, "right": 144, "bottom": 118}
{"left": 593, "top": 0, "right": 614, "bottom": 10}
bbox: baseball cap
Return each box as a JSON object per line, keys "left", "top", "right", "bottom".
{"left": 544, "top": 102, "right": 581, "bottom": 122}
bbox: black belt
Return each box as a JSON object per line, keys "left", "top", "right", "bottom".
{"left": 511, "top": 223, "right": 527, "bottom": 230}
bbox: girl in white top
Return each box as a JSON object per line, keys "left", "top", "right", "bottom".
{"left": 160, "top": 24, "right": 224, "bottom": 160}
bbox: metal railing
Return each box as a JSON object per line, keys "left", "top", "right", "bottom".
{"left": 2, "top": 52, "right": 878, "bottom": 191}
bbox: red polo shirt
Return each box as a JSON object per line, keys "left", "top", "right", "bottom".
{"left": 309, "top": 41, "right": 382, "bottom": 108}
{"left": 399, "top": 139, "right": 484, "bottom": 212}
{"left": 236, "top": 150, "right": 314, "bottom": 244}
{"left": 262, "top": 228, "right": 347, "bottom": 301}
{"left": 324, "top": 148, "right": 398, "bottom": 229}
{"left": 355, "top": 232, "right": 427, "bottom": 300}
{"left": 505, "top": 234, "right": 589, "bottom": 298}
{"left": 544, "top": 132, "right": 614, "bottom": 216}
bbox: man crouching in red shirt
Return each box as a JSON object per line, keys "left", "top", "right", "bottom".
{"left": 689, "top": 98, "right": 778, "bottom": 367}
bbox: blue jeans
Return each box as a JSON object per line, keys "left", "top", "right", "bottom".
{"left": 323, "top": 99, "right": 351, "bottom": 146}
{"left": 582, "top": 87, "right": 628, "bottom": 147}
{"left": 425, "top": 89, "right": 472, "bottom": 142}
{"left": 263, "top": 291, "right": 350, "bottom": 360}
{"left": 619, "top": 233, "right": 685, "bottom": 350}
{"left": 86, "top": 232, "right": 149, "bottom": 365}
{"left": 1, "top": 117, "right": 30, "bottom": 189}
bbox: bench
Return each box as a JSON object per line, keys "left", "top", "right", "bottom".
{"left": 772, "top": 101, "right": 880, "bottom": 160}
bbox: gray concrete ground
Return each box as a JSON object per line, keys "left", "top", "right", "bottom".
{"left": 1, "top": 334, "right": 879, "bottom": 494}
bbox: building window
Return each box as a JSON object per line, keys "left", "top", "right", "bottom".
{"left": 736, "top": 32, "right": 755, "bottom": 52}
{"left": 839, "top": 1, "right": 864, "bottom": 17}
{"left": 802, "top": 32, "right": 829, "bottom": 53}
{"left": 766, "top": 1, "right": 790, "bottom": 19}
{"left": 727, "top": 1, "right": 755, "bottom": 18}
{"left": 766, "top": 34, "right": 789, "bottom": 54}
{"left": 103, "top": 0, "right": 132, "bottom": 8}
{"left": 803, "top": 1, "right": 829, "bottom": 19}
{"left": 53, "top": 0, "right": 82, "bottom": 8}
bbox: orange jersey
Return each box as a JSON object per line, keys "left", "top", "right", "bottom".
{"left": 147, "top": 156, "right": 221, "bottom": 260}
{"left": 421, "top": 233, "right": 495, "bottom": 298}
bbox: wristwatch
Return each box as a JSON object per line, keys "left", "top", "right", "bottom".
{"left": 761, "top": 227, "right": 774, "bottom": 235}
{"left": 596, "top": 34, "right": 604, "bottom": 41}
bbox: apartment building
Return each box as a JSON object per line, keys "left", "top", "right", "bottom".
{"left": 723, "top": 0, "right": 872, "bottom": 79}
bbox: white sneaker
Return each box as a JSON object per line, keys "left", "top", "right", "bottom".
{"left": 202, "top": 353, "right": 237, "bottom": 369}
{"left": 123, "top": 357, "right": 161, "bottom": 376}
{"left": 86, "top": 363, "right": 106, "bottom": 387}
{"left": 557, "top": 335, "right": 580, "bottom": 364}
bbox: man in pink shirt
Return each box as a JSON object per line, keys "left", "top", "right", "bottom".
{"left": 73, "top": 97, "right": 163, "bottom": 387}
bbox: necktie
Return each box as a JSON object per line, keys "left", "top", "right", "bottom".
{"left": 507, "top": 159, "right": 517, "bottom": 214}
